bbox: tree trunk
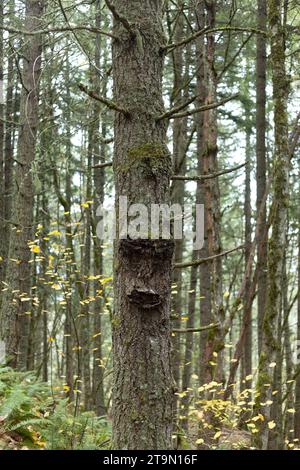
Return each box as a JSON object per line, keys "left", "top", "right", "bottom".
{"left": 243, "top": 117, "right": 253, "bottom": 388}
{"left": 92, "top": 0, "right": 106, "bottom": 417}
{"left": 111, "top": 0, "right": 174, "bottom": 449}
{"left": 256, "top": 0, "right": 290, "bottom": 449}
{"left": 0, "top": 0, "right": 43, "bottom": 369}
{"left": 256, "top": 0, "right": 267, "bottom": 357}
{"left": 199, "top": 0, "right": 223, "bottom": 385}
{"left": 294, "top": 227, "right": 300, "bottom": 439}
{"left": 0, "top": 0, "right": 4, "bottom": 286}
{"left": 170, "top": 0, "right": 186, "bottom": 417}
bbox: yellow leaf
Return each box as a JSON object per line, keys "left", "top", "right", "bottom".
{"left": 213, "top": 431, "right": 222, "bottom": 440}
{"left": 268, "top": 421, "right": 276, "bottom": 430}
{"left": 48, "top": 230, "right": 62, "bottom": 237}
{"left": 31, "top": 245, "right": 40, "bottom": 254}
{"left": 269, "top": 362, "right": 276, "bottom": 368}
{"left": 51, "top": 284, "right": 61, "bottom": 291}
{"left": 196, "top": 438, "right": 204, "bottom": 445}
{"left": 93, "top": 332, "right": 101, "bottom": 338}
{"left": 223, "top": 291, "right": 230, "bottom": 298}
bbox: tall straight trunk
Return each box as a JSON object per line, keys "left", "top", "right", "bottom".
{"left": 111, "top": 0, "right": 174, "bottom": 449}
{"left": 0, "top": 0, "right": 43, "bottom": 369}
{"left": 256, "top": 0, "right": 267, "bottom": 357}
{"left": 92, "top": 0, "right": 106, "bottom": 417}
{"left": 41, "top": 189, "right": 49, "bottom": 382}
{"left": 1, "top": 1, "right": 16, "bottom": 289}
{"left": 4, "top": 3, "right": 15, "bottom": 253}
{"left": 256, "top": 0, "right": 290, "bottom": 450}
{"left": 171, "top": 0, "right": 186, "bottom": 413}
{"left": 243, "top": 118, "right": 253, "bottom": 387}
{"left": 295, "top": 227, "right": 300, "bottom": 439}
{"left": 181, "top": 260, "right": 198, "bottom": 432}
{"left": 81, "top": 150, "right": 92, "bottom": 410}
{"left": 195, "top": 0, "right": 213, "bottom": 387}
{"left": 200, "top": 0, "right": 223, "bottom": 385}
{"left": 282, "top": 257, "right": 293, "bottom": 444}
{"left": 0, "top": 0, "right": 4, "bottom": 284}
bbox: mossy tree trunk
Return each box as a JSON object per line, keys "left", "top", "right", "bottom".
{"left": 256, "top": 0, "right": 290, "bottom": 450}
{"left": 170, "top": 1, "right": 186, "bottom": 421}
{"left": 0, "top": 0, "right": 44, "bottom": 369}
{"left": 0, "top": 0, "right": 4, "bottom": 285}
{"left": 294, "top": 222, "right": 300, "bottom": 439}
{"left": 92, "top": 0, "right": 106, "bottom": 417}
{"left": 199, "top": 0, "right": 223, "bottom": 386}
{"left": 256, "top": 0, "right": 268, "bottom": 358}
{"left": 111, "top": 0, "right": 174, "bottom": 450}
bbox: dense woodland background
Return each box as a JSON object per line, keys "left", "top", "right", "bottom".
{"left": 0, "top": 0, "right": 300, "bottom": 451}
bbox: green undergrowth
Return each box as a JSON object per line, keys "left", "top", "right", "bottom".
{"left": 0, "top": 366, "right": 111, "bottom": 450}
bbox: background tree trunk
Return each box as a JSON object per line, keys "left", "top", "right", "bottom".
{"left": 256, "top": 0, "right": 290, "bottom": 449}
{"left": 0, "top": 0, "right": 44, "bottom": 369}
{"left": 256, "top": 0, "right": 267, "bottom": 358}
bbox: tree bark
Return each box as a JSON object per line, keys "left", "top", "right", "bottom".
{"left": 0, "top": 0, "right": 44, "bottom": 369}
{"left": 170, "top": 0, "right": 186, "bottom": 418}
{"left": 92, "top": 0, "right": 106, "bottom": 417}
{"left": 111, "top": 0, "right": 174, "bottom": 449}
{"left": 256, "top": 0, "right": 267, "bottom": 357}
{"left": 256, "top": 0, "right": 290, "bottom": 449}
{"left": 294, "top": 225, "right": 300, "bottom": 439}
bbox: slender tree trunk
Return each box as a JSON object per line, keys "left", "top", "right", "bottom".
{"left": 256, "top": 0, "right": 290, "bottom": 449}
{"left": 4, "top": 2, "right": 15, "bottom": 269}
{"left": 243, "top": 120, "right": 253, "bottom": 387}
{"left": 92, "top": 0, "right": 106, "bottom": 417}
{"left": 171, "top": 0, "right": 186, "bottom": 416}
{"left": 0, "top": 0, "right": 4, "bottom": 285}
{"left": 282, "top": 257, "right": 293, "bottom": 445}
{"left": 0, "top": 0, "right": 44, "bottom": 369}
{"left": 294, "top": 227, "right": 300, "bottom": 439}
{"left": 181, "top": 262, "right": 198, "bottom": 432}
{"left": 111, "top": 0, "right": 174, "bottom": 449}
{"left": 256, "top": 0, "right": 267, "bottom": 357}
{"left": 200, "top": 0, "right": 223, "bottom": 385}
{"left": 194, "top": 0, "right": 213, "bottom": 387}
{"left": 81, "top": 154, "right": 92, "bottom": 410}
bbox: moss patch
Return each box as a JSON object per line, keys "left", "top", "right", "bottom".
{"left": 118, "top": 141, "right": 171, "bottom": 176}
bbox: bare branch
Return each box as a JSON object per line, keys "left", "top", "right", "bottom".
{"left": 158, "top": 94, "right": 239, "bottom": 120}
{"left": 172, "top": 162, "right": 247, "bottom": 181}
{"left": 157, "top": 94, "right": 199, "bottom": 121}
{"left": 164, "top": 26, "right": 267, "bottom": 53}
{"left": 92, "top": 161, "right": 114, "bottom": 170}
{"left": 79, "top": 83, "right": 130, "bottom": 116}
{"left": 173, "top": 245, "right": 245, "bottom": 270}
{"left": 0, "top": 24, "right": 118, "bottom": 41}
{"left": 172, "top": 323, "right": 221, "bottom": 334}
{"left": 104, "top": 0, "right": 134, "bottom": 35}
{"left": 88, "top": 161, "right": 247, "bottom": 179}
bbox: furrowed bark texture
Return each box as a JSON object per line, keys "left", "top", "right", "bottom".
{"left": 0, "top": 0, "right": 43, "bottom": 369}
{"left": 256, "top": 0, "right": 290, "bottom": 450}
{"left": 256, "top": 0, "right": 267, "bottom": 357}
{"left": 111, "top": 0, "right": 174, "bottom": 450}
